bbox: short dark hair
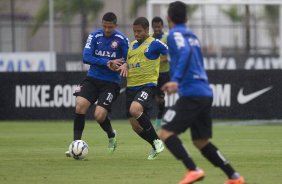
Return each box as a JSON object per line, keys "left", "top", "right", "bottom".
{"left": 133, "top": 17, "right": 149, "bottom": 29}
{"left": 152, "top": 16, "right": 163, "bottom": 26}
{"left": 168, "top": 1, "right": 187, "bottom": 24}
{"left": 102, "top": 12, "right": 117, "bottom": 24}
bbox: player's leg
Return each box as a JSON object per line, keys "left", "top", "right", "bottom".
{"left": 159, "top": 97, "right": 205, "bottom": 183}
{"left": 154, "top": 85, "right": 163, "bottom": 130}
{"left": 154, "top": 95, "right": 164, "bottom": 130}
{"left": 73, "top": 96, "right": 91, "bottom": 140}
{"left": 129, "top": 117, "right": 149, "bottom": 143}
{"left": 94, "top": 106, "right": 117, "bottom": 153}
{"left": 154, "top": 72, "right": 169, "bottom": 130}
{"left": 66, "top": 77, "right": 96, "bottom": 157}
{"left": 126, "top": 90, "right": 157, "bottom": 148}
{"left": 128, "top": 87, "right": 164, "bottom": 159}
{"left": 95, "top": 80, "right": 120, "bottom": 153}
{"left": 73, "top": 77, "right": 98, "bottom": 141}
{"left": 129, "top": 101, "right": 159, "bottom": 146}
{"left": 191, "top": 97, "right": 244, "bottom": 184}
{"left": 127, "top": 87, "right": 157, "bottom": 144}
{"left": 95, "top": 106, "right": 115, "bottom": 139}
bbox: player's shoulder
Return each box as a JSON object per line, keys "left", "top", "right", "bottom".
{"left": 168, "top": 27, "right": 189, "bottom": 40}
{"left": 113, "top": 30, "right": 128, "bottom": 40}
{"left": 90, "top": 29, "right": 104, "bottom": 38}
{"left": 152, "top": 38, "right": 168, "bottom": 48}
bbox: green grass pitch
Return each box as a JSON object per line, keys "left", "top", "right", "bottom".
{"left": 0, "top": 120, "right": 282, "bottom": 184}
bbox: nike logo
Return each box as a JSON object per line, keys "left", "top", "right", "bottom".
{"left": 237, "top": 86, "right": 272, "bottom": 104}
{"left": 137, "top": 98, "right": 144, "bottom": 102}
{"left": 103, "top": 102, "right": 109, "bottom": 106}
{"left": 128, "top": 54, "right": 136, "bottom": 59}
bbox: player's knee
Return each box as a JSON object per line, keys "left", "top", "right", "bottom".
{"left": 94, "top": 107, "right": 107, "bottom": 123}
{"left": 75, "top": 97, "right": 90, "bottom": 114}
{"left": 75, "top": 102, "right": 87, "bottom": 114}
{"left": 129, "top": 105, "right": 142, "bottom": 118}
{"left": 94, "top": 112, "right": 106, "bottom": 123}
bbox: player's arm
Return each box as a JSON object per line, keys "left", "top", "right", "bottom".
{"left": 82, "top": 33, "right": 109, "bottom": 66}
{"left": 144, "top": 39, "right": 168, "bottom": 60}
{"left": 154, "top": 39, "right": 168, "bottom": 56}
{"left": 156, "top": 39, "right": 169, "bottom": 63}
{"left": 169, "top": 32, "right": 191, "bottom": 83}
{"left": 116, "top": 37, "right": 129, "bottom": 77}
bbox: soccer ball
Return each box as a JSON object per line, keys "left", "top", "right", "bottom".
{"left": 68, "top": 140, "right": 89, "bottom": 160}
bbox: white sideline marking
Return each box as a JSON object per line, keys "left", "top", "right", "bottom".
{"left": 215, "top": 120, "right": 282, "bottom": 126}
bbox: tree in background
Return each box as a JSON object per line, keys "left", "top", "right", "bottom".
{"left": 32, "top": 0, "right": 104, "bottom": 49}
{"left": 264, "top": 5, "right": 279, "bottom": 53}
{"left": 221, "top": 5, "right": 245, "bottom": 52}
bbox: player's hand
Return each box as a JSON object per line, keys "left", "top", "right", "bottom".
{"left": 116, "top": 63, "right": 128, "bottom": 77}
{"left": 161, "top": 82, "right": 178, "bottom": 94}
{"left": 107, "top": 58, "right": 123, "bottom": 71}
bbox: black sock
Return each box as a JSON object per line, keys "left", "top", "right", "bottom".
{"left": 165, "top": 135, "right": 197, "bottom": 170}
{"left": 201, "top": 142, "right": 236, "bottom": 178}
{"left": 73, "top": 113, "right": 85, "bottom": 140}
{"left": 137, "top": 129, "right": 151, "bottom": 144}
{"left": 136, "top": 113, "right": 159, "bottom": 145}
{"left": 157, "top": 100, "right": 165, "bottom": 119}
{"left": 99, "top": 116, "right": 115, "bottom": 138}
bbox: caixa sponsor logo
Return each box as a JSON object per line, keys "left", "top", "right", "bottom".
{"left": 95, "top": 50, "right": 117, "bottom": 58}
{"left": 15, "top": 85, "right": 78, "bottom": 108}
{"left": 165, "top": 84, "right": 231, "bottom": 107}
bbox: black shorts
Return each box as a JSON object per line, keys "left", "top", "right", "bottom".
{"left": 156, "top": 72, "right": 170, "bottom": 99}
{"left": 74, "top": 77, "right": 120, "bottom": 111}
{"left": 126, "top": 86, "right": 156, "bottom": 118}
{"left": 162, "top": 96, "right": 213, "bottom": 140}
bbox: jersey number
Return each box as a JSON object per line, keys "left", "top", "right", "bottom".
{"left": 106, "top": 93, "right": 113, "bottom": 103}
{"left": 163, "top": 109, "right": 176, "bottom": 122}
{"left": 140, "top": 91, "right": 148, "bottom": 100}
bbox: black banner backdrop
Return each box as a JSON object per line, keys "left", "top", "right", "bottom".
{"left": 0, "top": 71, "right": 281, "bottom": 120}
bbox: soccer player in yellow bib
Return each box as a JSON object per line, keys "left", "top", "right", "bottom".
{"left": 150, "top": 16, "right": 170, "bottom": 130}
{"left": 126, "top": 17, "right": 168, "bottom": 160}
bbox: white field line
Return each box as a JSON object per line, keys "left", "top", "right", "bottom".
{"left": 214, "top": 120, "right": 282, "bottom": 126}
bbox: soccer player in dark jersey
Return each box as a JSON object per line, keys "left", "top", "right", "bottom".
{"left": 126, "top": 17, "right": 168, "bottom": 160}
{"left": 159, "top": 2, "right": 245, "bottom": 184}
{"left": 66, "top": 12, "right": 129, "bottom": 156}
{"left": 150, "top": 16, "right": 170, "bottom": 131}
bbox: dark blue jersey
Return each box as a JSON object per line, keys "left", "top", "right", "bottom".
{"left": 83, "top": 29, "right": 129, "bottom": 84}
{"left": 167, "top": 24, "right": 212, "bottom": 97}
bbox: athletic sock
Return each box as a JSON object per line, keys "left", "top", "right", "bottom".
{"left": 99, "top": 116, "right": 115, "bottom": 138}
{"left": 201, "top": 142, "right": 236, "bottom": 178}
{"left": 136, "top": 113, "right": 159, "bottom": 145}
{"left": 73, "top": 113, "right": 85, "bottom": 140}
{"left": 137, "top": 129, "right": 151, "bottom": 144}
{"left": 165, "top": 135, "right": 197, "bottom": 170}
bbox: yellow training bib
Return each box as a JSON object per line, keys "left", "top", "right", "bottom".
{"left": 127, "top": 37, "right": 160, "bottom": 87}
